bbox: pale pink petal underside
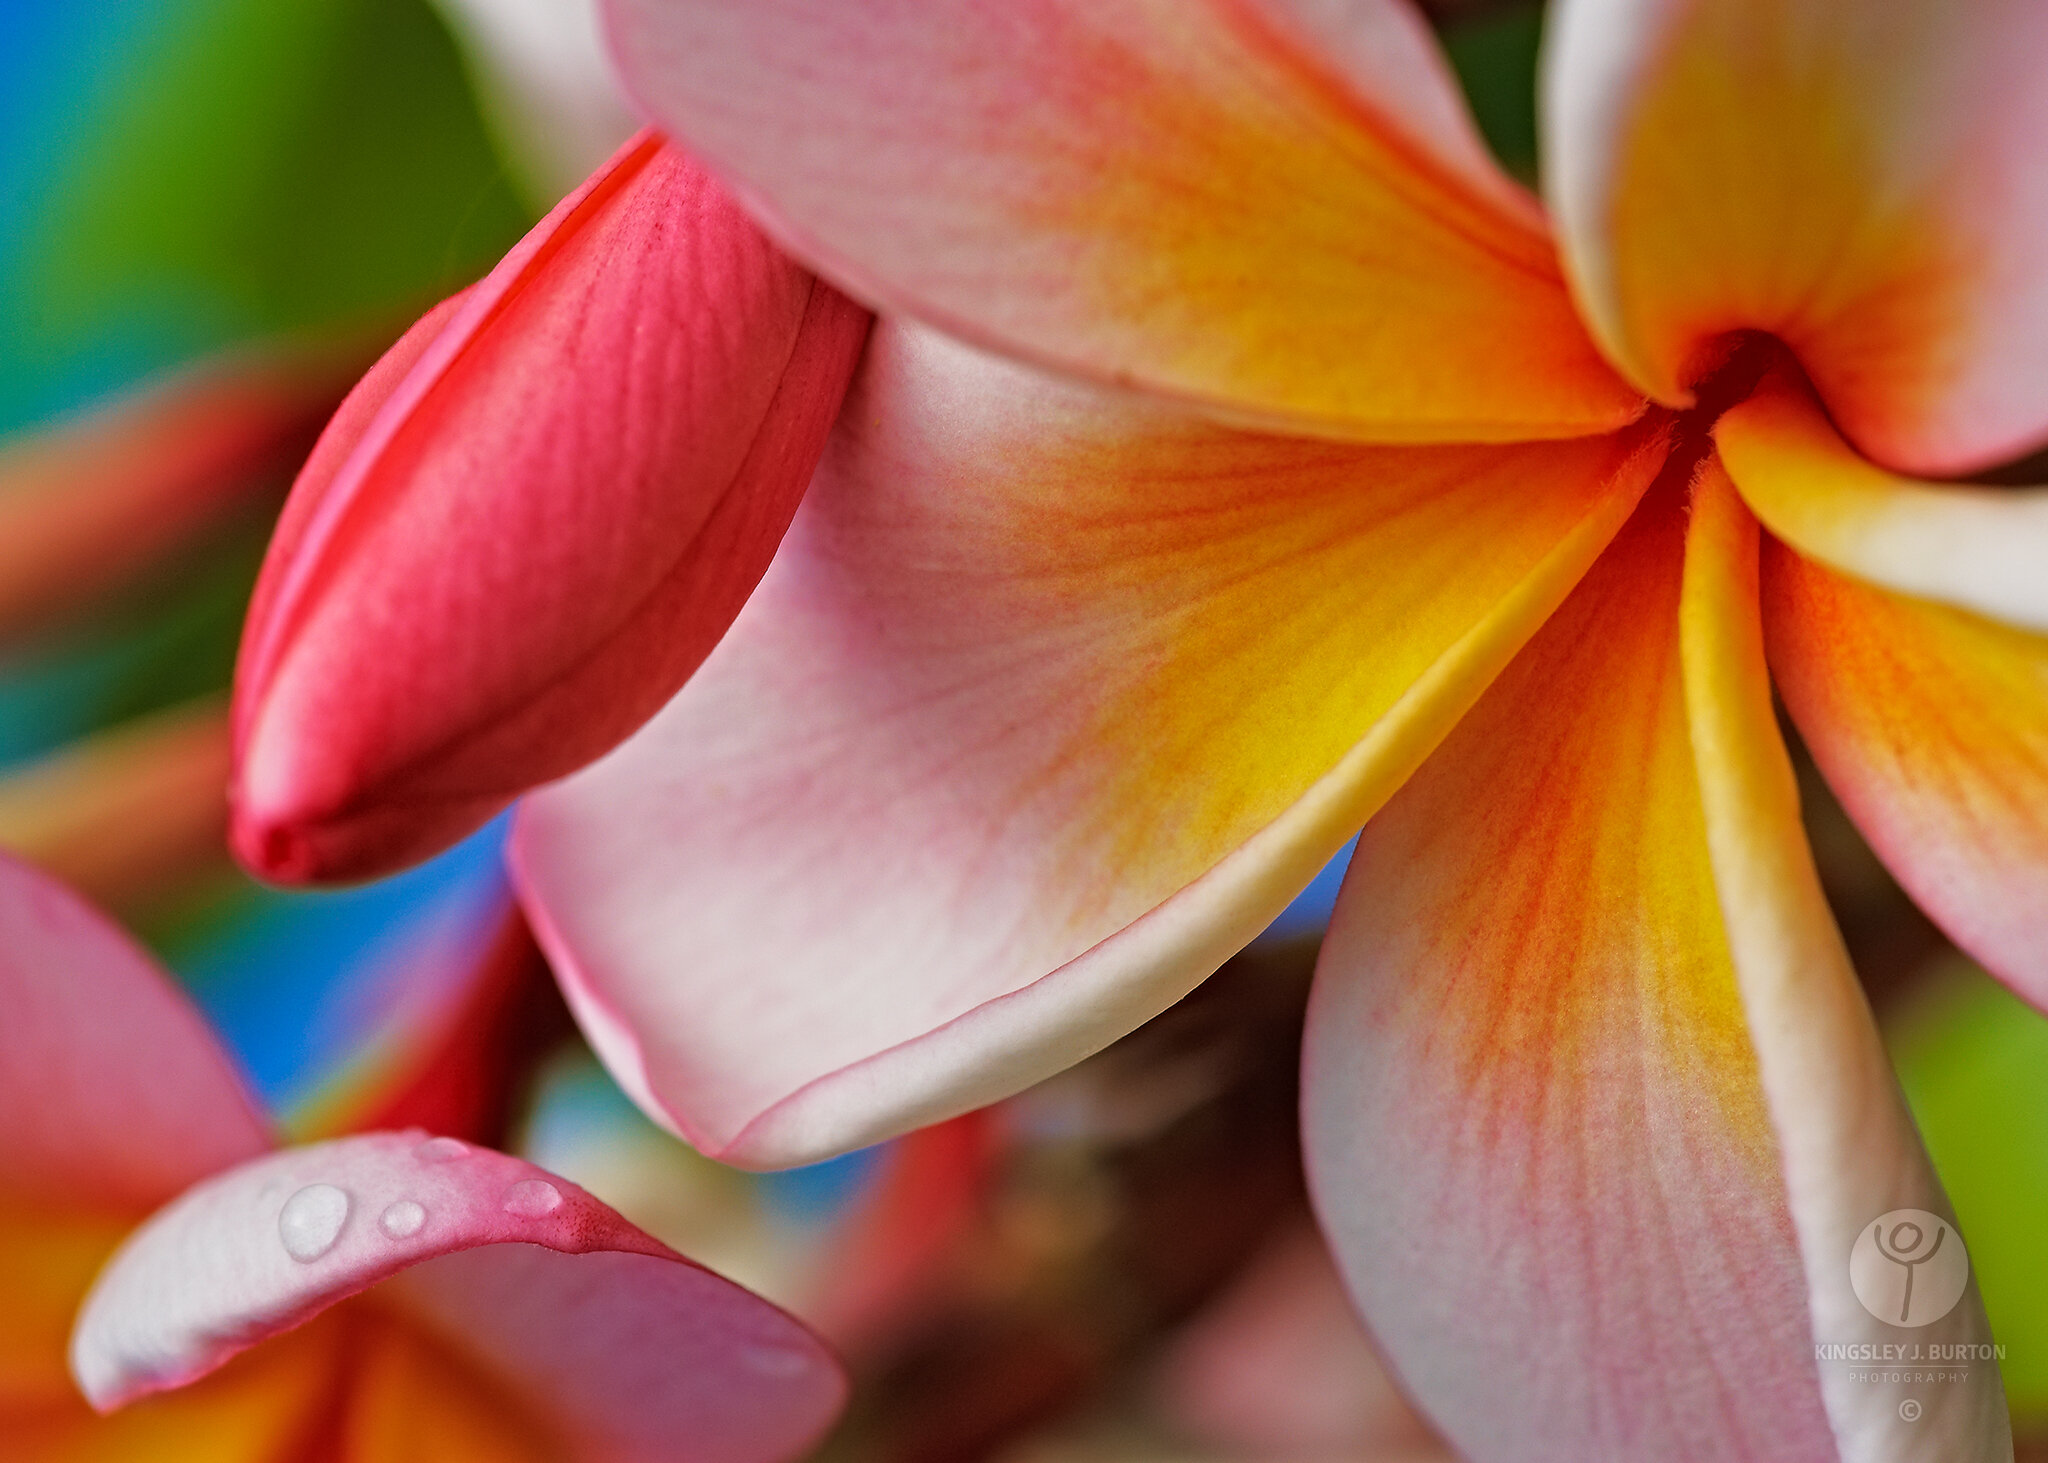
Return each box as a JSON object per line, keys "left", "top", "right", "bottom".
{"left": 71, "top": 1132, "right": 846, "bottom": 1463}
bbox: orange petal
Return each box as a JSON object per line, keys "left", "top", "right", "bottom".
{"left": 1718, "top": 365, "right": 2048, "bottom": 632}
{"left": 1765, "top": 535, "right": 2048, "bottom": 1015}
{"left": 1302, "top": 472, "right": 2007, "bottom": 1460}
{"left": 514, "top": 322, "right": 1661, "bottom": 1167}
{"left": 1546, "top": 0, "right": 2048, "bottom": 473}
{"left": 606, "top": 0, "right": 1643, "bottom": 441}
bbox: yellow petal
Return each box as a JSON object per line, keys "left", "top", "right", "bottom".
{"left": 1718, "top": 366, "right": 2048, "bottom": 632}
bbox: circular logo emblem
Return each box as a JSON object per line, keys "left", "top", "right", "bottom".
{"left": 1850, "top": 1210, "right": 1970, "bottom": 1327}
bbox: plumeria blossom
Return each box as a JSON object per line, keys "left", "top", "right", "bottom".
{"left": 226, "top": 0, "right": 2048, "bottom": 1457}
{"left": 0, "top": 852, "right": 843, "bottom": 1459}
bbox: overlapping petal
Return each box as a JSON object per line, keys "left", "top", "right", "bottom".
{"left": 604, "top": 0, "right": 1642, "bottom": 443}
{"left": 232, "top": 130, "right": 869, "bottom": 884}
{"left": 1764, "top": 540, "right": 2048, "bottom": 1015}
{"left": 1302, "top": 475, "right": 2005, "bottom": 1462}
{"left": 1683, "top": 465, "right": 2007, "bottom": 1458}
{"left": 513, "top": 321, "right": 1661, "bottom": 1167}
{"left": 1719, "top": 367, "right": 2048, "bottom": 632}
{"left": 1303, "top": 488, "right": 1829, "bottom": 1461}
{"left": 72, "top": 1132, "right": 847, "bottom": 1461}
{"left": 0, "top": 854, "right": 268, "bottom": 1213}
{"left": 1545, "top": 0, "right": 2048, "bottom": 474}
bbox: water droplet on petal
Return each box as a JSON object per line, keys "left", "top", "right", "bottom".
{"left": 502, "top": 1179, "right": 563, "bottom": 1218}
{"left": 279, "top": 1184, "right": 350, "bottom": 1262}
{"left": 742, "top": 1343, "right": 814, "bottom": 1378}
{"left": 379, "top": 1200, "right": 426, "bottom": 1239}
{"left": 415, "top": 1136, "right": 469, "bottom": 1163}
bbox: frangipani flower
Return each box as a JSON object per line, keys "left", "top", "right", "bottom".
{"left": 231, "top": 0, "right": 2048, "bottom": 1457}
{"left": 0, "top": 852, "right": 843, "bottom": 1459}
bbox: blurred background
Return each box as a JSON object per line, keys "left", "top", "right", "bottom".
{"left": 2, "top": 2, "right": 2043, "bottom": 1459}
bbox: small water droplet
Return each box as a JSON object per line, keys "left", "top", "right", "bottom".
{"left": 742, "top": 1343, "right": 813, "bottom": 1378}
{"left": 502, "top": 1179, "right": 563, "bottom": 1218}
{"left": 414, "top": 1137, "right": 469, "bottom": 1164}
{"left": 379, "top": 1199, "right": 426, "bottom": 1239}
{"left": 278, "top": 1184, "right": 350, "bottom": 1262}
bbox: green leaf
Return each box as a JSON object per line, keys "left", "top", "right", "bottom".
{"left": 1889, "top": 958, "right": 2048, "bottom": 1424}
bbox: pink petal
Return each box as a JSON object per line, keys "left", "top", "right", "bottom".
{"left": 602, "top": 0, "right": 1641, "bottom": 443}
{"left": 1764, "top": 535, "right": 2048, "bottom": 1015}
{"left": 513, "top": 321, "right": 1660, "bottom": 1168}
{"left": 231, "top": 130, "right": 870, "bottom": 884}
{"left": 1301, "top": 478, "right": 2005, "bottom": 1461}
{"left": 0, "top": 855, "right": 268, "bottom": 1213}
{"left": 71, "top": 1132, "right": 847, "bottom": 1462}
{"left": 1545, "top": 0, "right": 2048, "bottom": 474}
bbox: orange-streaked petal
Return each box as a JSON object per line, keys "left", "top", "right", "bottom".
{"left": 1546, "top": 0, "right": 2048, "bottom": 474}
{"left": 0, "top": 700, "right": 231, "bottom": 913}
{"left": 1304, "top": 489, "right": 1831, "bottom": 1460}
{"left": 604, "top": 0, "right": 1643, "bottom": 442}
{"left": 1302, "top": 476, "right": 2006, "bottom": 1461}
{"left": 1718, "top": 366, "right": 2048, "bottom": 632}
{"left": 513, "top": 321, "right": 1662, "bottom": 1168}
{"left": 0, "top": 855, "right": 269, "bottom": 1213}
{"left": 0, "top": 348, "right": 341, "bottom": 640}
{"left": 1765, "top": 538, "right": 2048, "bottom": 1014}
{"left": 1684, "top": 462, "right": 2007, "bottom": 1458}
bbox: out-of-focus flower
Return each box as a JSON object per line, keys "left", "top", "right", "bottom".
{"left": 0, "top": 852, "right": 844, "bottom": 1459}
{"left": 1149, "top": 1222, "right": 1446, "bottom": 1462}
{"left": 226, "top": 0, "right": 2048, "bottom": 1456}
